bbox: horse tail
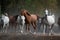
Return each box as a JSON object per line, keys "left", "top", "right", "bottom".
{"left": 36, "top": 15, "right": 40, "bottom": 20}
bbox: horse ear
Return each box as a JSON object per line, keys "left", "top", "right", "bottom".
{"left": 26, "top": 11, "right": 31, "bottom": 16}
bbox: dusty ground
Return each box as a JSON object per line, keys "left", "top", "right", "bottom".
{"left": 0, "top": 32, "right": 60, "bottom": 40}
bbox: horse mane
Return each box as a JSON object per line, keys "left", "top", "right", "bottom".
{"left": 26, "top": 11, "right": 31, "bottom": 16}
{"left": 34, "top": 14, "right": 41, "bottom": 20}
{"left": 14, "top": 15, "right": 19, "bottom": 21}
{"left": 22, "top": 9, "right": 31, "bottom": 16}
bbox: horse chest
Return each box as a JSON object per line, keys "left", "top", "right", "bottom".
{"left": 2, "top": 16, "right": 9, "bottom": 24}
{"left": 25, "top": 17, "right": 31, "bottom": 23}
{"left": 10, "top": 17, "right": 16, "bottom": 23}
{"left": 47, "top": 16, "right": 55, "bottom": 25}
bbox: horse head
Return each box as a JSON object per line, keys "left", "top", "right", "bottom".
{"left": 4, "top": 13, "right": 8, "bottom": 16}
{"left": 25, "top": 11, "right": 31, "bottom": 16}
{"left": 21, "top": 9, "right": 31, "bottom": 16}
{"left": 14, "top": 15, "right": 19, "bottom": 21}
{"left": 2, "top": 14, "right": 5, "bottom": 18}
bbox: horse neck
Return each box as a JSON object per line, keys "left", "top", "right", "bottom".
{"left": 2, "top": 15, "right": 5, "bottom": 18}
{"left": 52, "top": 14, "right": 55, "bottom": 17}
{"left": 24, "top": 14, "right": 30, "bottom": 19}
{"left": 18, "top": 16, "right": 21, "bottom": 20}
{"left": 14, "top": 15, "right": 18, "bottom": 19}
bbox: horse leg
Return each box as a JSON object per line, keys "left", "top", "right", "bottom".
{"left": 12, "top": 23, "right": 15, "bottom": 32}
{"left": 21, "top": 23, "right": 25, "bottom": 33}
{"left": 13, "top": 23, "right": 15, "bottom": 32}
{"left": 0, "top": 24, "right": 3, "bottom": 32}
{"left": 16, "top": 23, "right": 19, "bottom": 32}
{"left": 14, "top": 23, "right": 17, "bottom": 32}
{"left": 20, "top": 24, "right": 23, "bottom": 33}
{"left": 18, "top": 24, "right": 21, "bottom": 32}
{"left": 34, "top": 21, "right": 37, "bottom": 32}
{"left": 6, "top": 23, "right": 9, "bottom": 33}
{"left": 3, "top": 24, "right": 5, "bottom": 32}
{"left": 45, "top": 24, "right": 48, "bottom": 34}
{"left": 32, "top": 22, "right": 36, "bottom": 34}
{"left": 20, "top": 25, "right": 23, "bottom": 33}
{"left": 49, "top": 24, "right": 54, "bottom": 35}
{"left": 26, "top": 24, "right": 30, "bottom": 32}
{"left": 9, "top": 22, "right": 11, "bottom": 31}
{"left": 16, "top": 23, "right": 18, "bottom": 32}
{"left": 43, "top": 23, "right": 46, "bottom": 34}
{"left": 49, "top": 25, "right": 52, "bottom": 35}
{"left": 50, "top": 24, "right": 54, "bottom": 35}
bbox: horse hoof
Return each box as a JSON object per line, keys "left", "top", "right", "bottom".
{"left": 3, "top": 31, "right": 4, "bottom": 33}
{"left": 49, "top": 33, "right": 53, "bottom": 36}
{"left": 43, "top": 33, "right": 45, "bottom": 35}
{"left": 33, "top": 32, "right": 36, "bottom": 34}
{"left": 5, "top": 31, "right": 7, "bottom": 33}
{"left": 21, "top": 31, "right": 23, "bottom": 33}
{"left": 29, "top": 31, "right": 32, "bottom": 33}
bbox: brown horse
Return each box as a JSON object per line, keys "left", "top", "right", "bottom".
{"left": 8, "top": 15, "right": 19, "bottom": 31}
{"left": 20, "top": 9, "right": 40, "bottom": 33}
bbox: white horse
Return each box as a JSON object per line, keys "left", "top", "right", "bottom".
{"left": 43, "top": 9, "right": 55, "bottom": 35}
{"left": 46, "top": 13, "right": 55, "bottom": 35}
{"left": 1, "top": 13, "right": 9, "bottom": 32}
{"left": 17, "top": 15, "right": 25, "bottom": 33}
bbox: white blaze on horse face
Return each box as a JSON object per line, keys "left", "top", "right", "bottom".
{"left": 2, "top": 14, "right": 5, "bottom": 18}
{"left": 5, "top": 13, "right": 8, "bottom": 16}
{"left": 21, "top": 16, "right": 25, "bottom": 24}
{"left": 17, "top": 16, "right": 20, "bottom": 22}
{"left": 45, "top": 9, "right": 48, "bottom": 15}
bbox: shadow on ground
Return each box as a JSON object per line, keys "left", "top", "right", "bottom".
{"left": 0, "top": 33, "right": 60, "bottom": 40}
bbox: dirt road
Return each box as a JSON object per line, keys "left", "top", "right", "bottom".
{"left": 0, "top": 33, "right": 60, "bottom": 40}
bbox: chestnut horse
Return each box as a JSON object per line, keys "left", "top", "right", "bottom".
{"left": 20, "top": 9, "right": 40, "bottom": 33}
{"left": 9, "top": 15, "right": 19, "bottom": 31}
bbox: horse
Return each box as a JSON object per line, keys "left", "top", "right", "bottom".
{"left": 40, "top": 16, "right": 48, "bottom": 34}
{"left": 9, "top": 14, "right": 25, "bottom": 33}
{"left": 17, "top": 15, "right": 25, "bottom": 33}
{"left": 47, "top": 14, "right": 55, "bottom": 35}
{"left": 20, "top": 9, "right": 40, "bottom": 34}
{"left": 41, "top": 13, "right": 55, "bottom": 35}
{"left": 1, "top": 13, "right": 9, "bottom": 32}
{"left": 9, "top": 15, "right": 19, "bottom": 32}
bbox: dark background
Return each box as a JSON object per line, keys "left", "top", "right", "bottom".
{"left": 1, "top": 0, "right": 60, "bottom": 22}
{"left": 1, "top": 0, "right": 60, "bottom": 15}
{"left": 0, "top": 1, "right": 60, "bottom": 40}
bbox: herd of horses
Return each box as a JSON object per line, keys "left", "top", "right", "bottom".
{"left": 0, "top": 9, "right": 60, "bottom": 35}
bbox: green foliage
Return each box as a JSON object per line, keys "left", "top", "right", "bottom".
{"left": 1, "top": 0, "right": 59, "bottom": 15}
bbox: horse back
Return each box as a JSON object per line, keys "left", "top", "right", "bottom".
{"left": 9, "top": 16, "right": 15, "bottom": 23}
{"left": 31, "top": 14, "right": 40, "bottom": 21}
